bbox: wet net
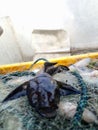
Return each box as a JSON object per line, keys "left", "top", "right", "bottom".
{"left": 0, "top": 59, "right": 98, "bottom": 130}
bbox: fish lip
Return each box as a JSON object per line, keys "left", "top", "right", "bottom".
{"left": 37, "top": 107, "right": 57, "bottom": 118}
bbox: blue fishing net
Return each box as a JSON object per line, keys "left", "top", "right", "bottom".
{"left": 0, "top": 67, "right": 98, "bottom": 130}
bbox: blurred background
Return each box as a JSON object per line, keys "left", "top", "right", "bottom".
{"left": 0, "top": 0, "right": 98, "bottom": 64}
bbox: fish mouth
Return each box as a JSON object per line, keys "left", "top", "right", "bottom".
{"left": 37, "top": 107, "right": 57, "bottom": 118}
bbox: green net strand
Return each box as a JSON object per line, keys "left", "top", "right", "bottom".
{"left": 70, "top": 71, "right": 88, "bottom": 130}
{"left": 28, "top": 58, "right": 49, "bottom": 70}
{"left": 0, "top": 71, "right": 36, "bottom": 83}
{"left": 0, "top": 58, "right": 49, "bottom": 83}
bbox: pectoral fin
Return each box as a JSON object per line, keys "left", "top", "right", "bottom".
{"left": 2, "top": 82, "right": 28, "bottom": 103}
{"left": 57, "top": 81, "right": 81, "bottom": 96}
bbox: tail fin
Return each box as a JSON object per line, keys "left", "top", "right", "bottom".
{"left": 44, "top": 62, "right": 57, "bottom": 72}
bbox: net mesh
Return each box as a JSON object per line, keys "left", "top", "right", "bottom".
{"left": 0, "top": 61, "right": 98, "bottom": 130}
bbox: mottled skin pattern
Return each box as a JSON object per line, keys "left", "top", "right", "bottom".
{"left": 2, "top": 59, "right": 80, "bottom": 118}
{"left": 27, "top": 73, "right": 60, "bottom": 118}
